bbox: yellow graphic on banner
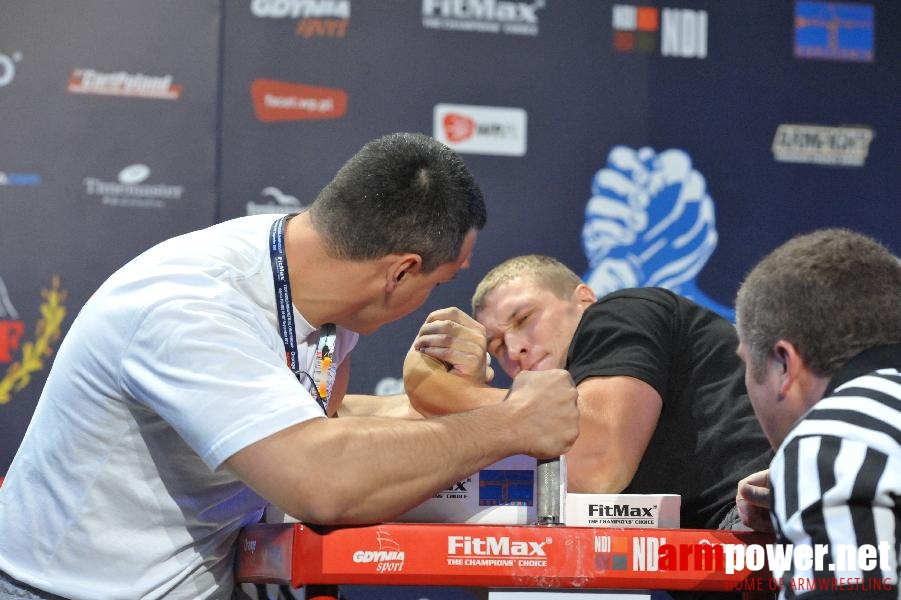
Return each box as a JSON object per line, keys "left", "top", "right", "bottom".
{"left": 0, "top": 277, "right": 66, "bottom": 404}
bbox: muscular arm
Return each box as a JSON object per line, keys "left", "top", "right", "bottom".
{"left": 566, "top": 375, "right": 662, "bottom": 493}
{"left": 328, "top": 347, "right": 424, "bottom": 419}
{"left": 405, "top": 307, "right": 505, "bottom": 416}
{"left": 404, "top": 346, "right": 507, "bottom": 416}
{"left": 405, "top": 308, "right": 662, "bottom": 493}
{"left": 225, "top": 369, "right": 580, "bottom": 525}
{"left": 338, "top": 393, "right": 424, "bottom": 419}
{"left": 407, "top": 349, "right": 661, "bottom": 493}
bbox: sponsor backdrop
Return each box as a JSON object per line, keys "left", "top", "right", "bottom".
{"left": 0, "top": 0, "right": 898, "bottom": 597}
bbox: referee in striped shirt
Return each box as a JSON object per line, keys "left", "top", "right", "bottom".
{"left": 733, "top": 228, "right": 900, "bottom": 599}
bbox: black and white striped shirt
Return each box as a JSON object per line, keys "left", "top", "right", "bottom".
{"left": 770, "top": 344, "right": 901, "bottom": 599}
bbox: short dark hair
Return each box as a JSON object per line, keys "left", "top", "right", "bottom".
{"left": 309, "top": 132, "right": 486, "bottom": 272}
{"left": 736, "top": 228, "right": 901, "bottom": 381}
{"left": 472, "top": 255, "right": 583, "bottom": 316}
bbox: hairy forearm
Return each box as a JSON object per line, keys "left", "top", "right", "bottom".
{"left": 403, "top": 348, "right": 506, "bottom": 416}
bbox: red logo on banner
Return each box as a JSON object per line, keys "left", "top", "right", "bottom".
{"left": 0, "top": 321, "right": 24, "bottom": 363}
{"left": 67, "top": 69, "right": 182, "bottom": 100}
{"left": 443, "top": 113, "right": 475, "bottom": 142}
{"left": 251, "top": 79, "right": 347, "bottom": 122}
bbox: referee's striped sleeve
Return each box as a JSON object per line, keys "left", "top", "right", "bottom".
{"left": 770, "top": 369, "right": 901, "bottom": 598}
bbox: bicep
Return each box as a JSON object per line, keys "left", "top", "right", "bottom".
{"left": 224, "top": 417, "right": 329, "bottom": 521}
{"left": 565, "top": 375, "right": 662, "bottom": 493}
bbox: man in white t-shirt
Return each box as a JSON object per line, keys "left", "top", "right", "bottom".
{"left": 0, "top": 132, "right": 581, "bottom": 600}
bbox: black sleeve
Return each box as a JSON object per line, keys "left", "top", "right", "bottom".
{"left": 566, "top": 288, "right": 678, "bottom": 400}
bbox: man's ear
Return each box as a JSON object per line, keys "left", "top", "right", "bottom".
{"left": 572, "top": 283, "right": 597, "bottom": 309}
{"left": 773, "top": 339, "right": 803, "bottom": 399}
{"left": 386, "top": 253, "right": 423, "bottom": 293}
{"left": 774, "top": 338, "right": 830, "bottom": 411}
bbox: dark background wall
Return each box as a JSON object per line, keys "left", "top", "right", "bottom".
{"left": 1, "top": 0, "right": 897, "bottom": 505}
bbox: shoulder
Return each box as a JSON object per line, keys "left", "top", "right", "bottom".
{"left": 780, "top": 372, "right": 901, "bottom": 464}
{"left": 580, "top": 287, "right": 681, "bottom": 335}
{"left": 595, "top": 287, "right": 680, "bottom": 309}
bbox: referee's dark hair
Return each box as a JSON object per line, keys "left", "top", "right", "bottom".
{"left": 736, "top": 228, "right": 901, "bottom": 381}
{"left": 310, "top": 132, "right": 487, "bottom": 273}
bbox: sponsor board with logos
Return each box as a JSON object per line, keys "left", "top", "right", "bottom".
{"left": 236, "top": 522, "right": 772, "bottom": 590}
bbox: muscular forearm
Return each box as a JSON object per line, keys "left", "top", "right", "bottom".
{"left": 338, "top": 393, "right": 423, "bottom": 419}
{"left": 305, "top": 408, "right": 529, "bottom": 522}
{"left": 563, "top": 376, "right": 662, "bottom": 494}
{"left": 404, "top": 348, "right": 506, "bottom": 416}
{"left": 565, "top": 448, "right": 634, "bottom": 493}
{"left": 228, "top": 370, "right": 580, "bottom": 525}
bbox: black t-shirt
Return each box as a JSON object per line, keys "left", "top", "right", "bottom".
{"left": 566, "top": 287, "right": 772, "bottom": 530}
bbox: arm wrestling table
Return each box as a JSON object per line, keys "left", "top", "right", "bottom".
{"left": 234, "top": 522, "right": 775, "bottom": 599}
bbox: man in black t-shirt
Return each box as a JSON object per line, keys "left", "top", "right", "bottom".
{"left": 405, "top": 254, "right": 772, "bottom": 530}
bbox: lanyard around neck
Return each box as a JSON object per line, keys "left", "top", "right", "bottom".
{"left": 269, "top": 215, "right": 336, "bottom": 415}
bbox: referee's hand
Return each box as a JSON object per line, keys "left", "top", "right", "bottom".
{"left": 736, "top": 469, "right": 774, "bottom": 533}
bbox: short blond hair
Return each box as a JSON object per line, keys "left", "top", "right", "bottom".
{"left": 471, "top": 255, "right": 583, "bottom": 316}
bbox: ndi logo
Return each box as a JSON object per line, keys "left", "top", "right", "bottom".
{"left": 612, "top": 6, "right": 707, "bottom": 58}
{"left": 0, "top": 51, "right": 22, "bottom": 87}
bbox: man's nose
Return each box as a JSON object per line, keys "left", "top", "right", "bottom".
{"left": 504, "top": 334, "right": 528, "bottom": 363}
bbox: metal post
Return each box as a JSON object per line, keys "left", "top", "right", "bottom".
{"left": 535, "top": 457, "right": 562, "bottom": 525}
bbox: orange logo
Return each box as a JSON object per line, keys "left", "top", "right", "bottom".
{"left": 251, "top": 79, "right": 347, "bottom": 122}
{"left": 442, "top": 113, "right": 475, "bottom": 142}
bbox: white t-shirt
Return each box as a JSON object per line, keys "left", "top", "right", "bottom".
{"left": 0, "top": 215, "right": 358, "bottom": 599}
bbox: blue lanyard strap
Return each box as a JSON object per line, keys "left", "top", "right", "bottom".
{"left": 269, "top": 215, "right": 335, "bottom": 415}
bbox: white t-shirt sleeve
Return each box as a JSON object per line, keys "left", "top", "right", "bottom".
{"left": 119, "top": 289, "right": 325, "bottom": 470}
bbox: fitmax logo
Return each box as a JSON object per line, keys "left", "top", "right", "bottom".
{"left": 445, "top": 480, "right": 468, "bottom": 492}
{"left": 0, "top": 51, "right": 22, "bottom": 87}
{"left": 448, "top": 536, "right": 548, "bottom": 556}
{"left": 589, "top": 504, "right": 655, "bottom": 517}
